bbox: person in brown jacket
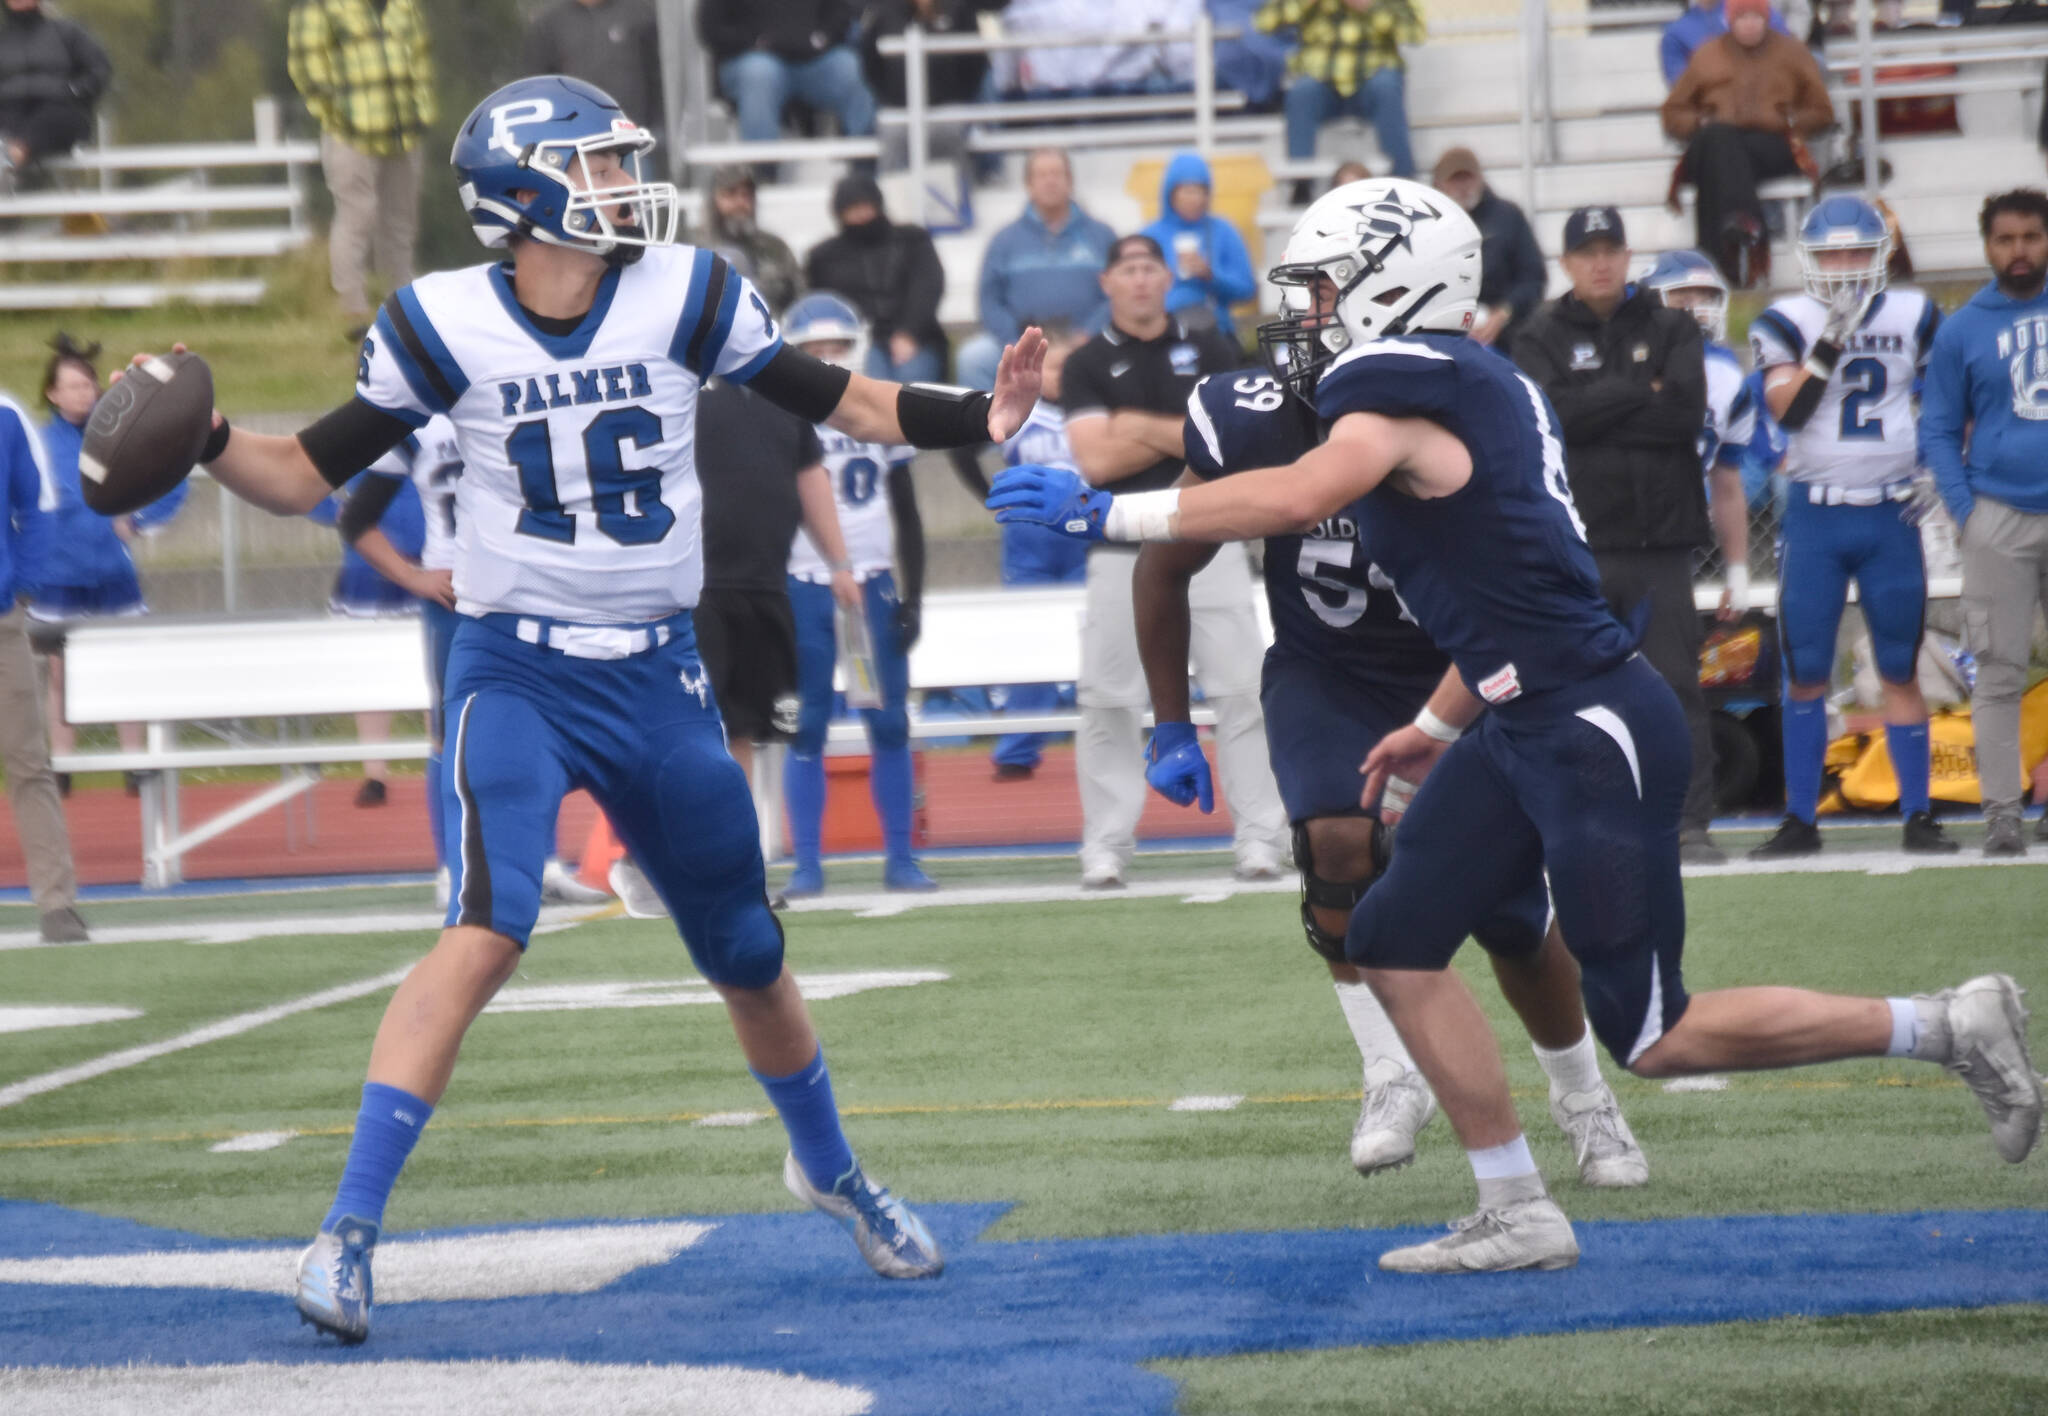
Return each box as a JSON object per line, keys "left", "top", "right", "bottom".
{"left": 1661, "top": 0, "right": 1833, "bottom": 285}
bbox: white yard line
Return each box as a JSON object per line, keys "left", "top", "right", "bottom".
{"left": 0, "top": 965, "right": 413, "bottom": 1110}
{"left": 0, "top": 905, "right": 592, "bottom": 953}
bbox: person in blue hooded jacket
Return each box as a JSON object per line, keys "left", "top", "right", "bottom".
{"left": 26, "top": 334, "right": 186, "bottom": 788}
{"left": 1920, "top": 188, "right": 2048, "bottom": 856}
{"left": 1139, "top": 152, "right": 1258, "bottom": 338}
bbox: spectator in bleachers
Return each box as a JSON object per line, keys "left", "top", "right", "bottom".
{"left": 693, "top": 165, "right": 804, "bottom": 315}
{"left": 523, "top": 0, "right": 666, "bottom": 172}
{"left": 1513, "top": 206, "right": 1723, "bottom": 865}
{"left": 805, "top": 174, "right": 947, "bottom": 382}
{"left": 1141, "top": 151, "right": 1258, "bottom": 335}
{"left": 1059, "top": 234, "right": 1288, "bottom": 887}
{"left": 0, "top": 382, "right": 84, "bottom": 943}
{"left": 698, "top": 0, "right": 878, "bottom": 146}
{"left": 1661, "top": 0, "right": 1833, "bottom": 286}
{"left": 956, "top": 149, "right": 1117, "bottom": 390}
{"left": 999, "top": 0, "right": 1200, "bottom": 95}
{"left": 1430, "top": 146, "right": 1544, "bottom": 351}
{"left": 0, "top": 0, "right": 110, "bottom": 191}
{"left": 1660, "top": 0, "right": 1794, "bottom": 88}
{"left": 1211, "top": 0, "right": 1292, "bottom": 109}
{"left": 27, "top": 334, "right": 185, "bottom": 795}
{"left": 861, "top": 0, "right": 1003, "bottom": 108}
{"left": 1329, "top": 158, "right": 1371, "bottom": 189}
{"left": 1256, "top": 0, "right": 1420, "bottom": 181}
{"left": 288, "top": 0, "right": 436, "bottom": 341}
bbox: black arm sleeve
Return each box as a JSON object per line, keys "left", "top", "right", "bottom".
{"left": 746, "top": 344, "right": 853, "bottom": 424}
{"left": 336, "top": 473, "right": 403, "bottom": 545}
{"left": 886, "top": 462, "right": 925, "bottom": 609}
{"left": 1776, "top": 339, "right": 1841, "bottom": 432}
{"left": 298, "top": 397, "right": 417, "bottom": 488}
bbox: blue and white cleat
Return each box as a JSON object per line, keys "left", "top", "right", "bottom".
{"left": 781, "top": 862, "right": 826, "bottom": 899}
{"left": 883, "top": 857, "right": 939, "bottom": 892}
{"left": 782, "top": 1152, "right": 944, "bottom": 1279}
{"left": 295, "top": 1215, "right": 378, "bottom": 1344}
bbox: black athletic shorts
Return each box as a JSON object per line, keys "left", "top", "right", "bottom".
{"left": 693, "top": 586, "right": 799, "bottom": 742}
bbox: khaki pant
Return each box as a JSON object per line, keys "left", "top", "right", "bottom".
{"left": 320, "top": 133, "right": 424, "bottom": 319}
{"left": 1076, "top": 544, "right": 1289, "bottom": 871}
{"left": 1960, "top": 496, "right": 2048, "bottom": 814}
{"left": 0, "top": 602, "right": 76, "bottom": 912}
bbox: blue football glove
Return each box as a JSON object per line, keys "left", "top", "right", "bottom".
{"left": 986, "top": 464, "right": 1111, "bottom": 540}
{"left": 1145, "top": 721, "right": 1214, "bottom": 813}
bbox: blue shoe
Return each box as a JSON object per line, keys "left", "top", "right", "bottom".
{"left": 782, "top": 1152, "right": 944, "bottom": 1279}
{"left": 781, "top": 862, "right": 825, "bottom": 899}
{"left": 883, "top": 857, "right": 938, "bottom": 892}
{"left": 295, "top": 1214, "right": 378, "bottom": 1344}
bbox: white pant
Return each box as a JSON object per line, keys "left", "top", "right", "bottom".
{"left": 1076, "top": 545, "right": 1288, "bottom": 869}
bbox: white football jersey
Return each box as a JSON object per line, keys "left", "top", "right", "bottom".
{"left": 367, "top": 413, "right": 463, "bottom": 572}
{"left": 1002, "top": 400, "right": 1078, "bottom": 475}
{"left": 788, "top": 427, "right": 912, "bottom": 582}
{"left": 1750, "top": 287, "right": 1938, "bottom": 490}
{"left": 1699, "top": 343, "right": 1755, "bottom": 473}
{"left": 355, "top": 245, "right": 782, "bottom": 623}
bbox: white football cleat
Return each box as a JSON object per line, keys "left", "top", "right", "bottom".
{"left": 1350, "top": 1059, "right": 1438, "bottom": 1176}
{"left": 540, "top": 857, "right": 611, "bottom": 906}
{"left": 1550, "top": 1085, "right": 1649, "bottom": 1188}
{"left": 1378, "top": 1196, "right": 1580, "bottom": 1275}
{"left": 782, "top": 1152, "right": 944, "bottom": 1280}
{"left": 607, "top": 857, "right": 669, "bottom": 919}
{"left": 1914, "top": 973, "right": 2042, "bottom": 1164}
{"left": 1233, "top": 841, "right": 1289, "bottom": 882}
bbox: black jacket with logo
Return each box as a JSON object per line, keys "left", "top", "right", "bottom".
{"left": 1510, "top": 287, "right": 1709, "bottom": 553}
{"left": 1058, "top": 317, "right": 1242, "bottom": 494}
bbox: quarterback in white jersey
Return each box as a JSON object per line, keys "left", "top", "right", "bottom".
{"left": 170, "top": 76, "right": 1044, "bottom": 1341}
{"left": 1747, "top": 195, "right": 1957, "bottom": 861}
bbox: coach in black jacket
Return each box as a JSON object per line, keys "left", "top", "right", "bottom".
{"left": 1513, "top": 206, "right": 1725, "bottom": 864}
{"left": 0, "top": 0, "right": 111, "bottom": 183}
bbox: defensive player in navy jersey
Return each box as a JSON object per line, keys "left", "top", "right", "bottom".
{"left": 1136, "top": 367, "right": 1647, "bottom": 1188}
{"left": 993, "top": 178, "right": 2039, "bottom": 1274}
{"left": 142, "top": 76, "right": 1043, "bottom": 1339}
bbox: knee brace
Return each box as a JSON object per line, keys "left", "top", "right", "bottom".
{"left": 1294, "top": 819, "right": 1391, "bottom": 965}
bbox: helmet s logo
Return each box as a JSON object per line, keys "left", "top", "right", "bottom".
{"left": 1349, "top": 194, "right": 1440, "bottom": 253}
{"left": 488, "top": 99, "right": 555, "bottom": 157}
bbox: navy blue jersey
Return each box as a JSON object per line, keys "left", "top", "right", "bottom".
{"left": 1313, "top": 336, "right": 1634, "bottom": 707}
{"left": 1184, "top": 368, "right": 1445, "bottom": 694}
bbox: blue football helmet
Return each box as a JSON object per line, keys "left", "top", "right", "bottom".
{"left": 783, "top": 292, "right": 871, "bottom": 372}
{"left": 1797, "top": 195, "right": 1891, "bottom": 305}
{"left": 450, "top": 75, "right": 679, "bottom": 255}
{"left": 1641, "top": 249, "right": 1729, "bottom": 344}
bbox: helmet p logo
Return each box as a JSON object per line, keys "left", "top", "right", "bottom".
{"left": 488, "top": 98, "right": 555, "bottom": 157}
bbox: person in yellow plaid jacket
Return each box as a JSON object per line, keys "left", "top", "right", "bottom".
{"left": 287, "top": 0, "right": 438, "bottom": 336}
{"left": 1256, "top": 0, "right": 1420, "bottom": 181}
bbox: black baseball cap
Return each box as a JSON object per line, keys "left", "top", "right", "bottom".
{"left": 1562, "top": 205, "right": 1626, "bottom": 252}
{"left": 1104, "top": 233, "right": 1167, "bottom": 271}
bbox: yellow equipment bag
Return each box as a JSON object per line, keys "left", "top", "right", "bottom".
{"left": 1821, "top": 680, "right": 2048, "bottom": 811}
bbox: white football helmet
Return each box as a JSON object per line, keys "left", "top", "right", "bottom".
{"left": 1258, "top": 177, "right": 1482, "bottom": 399}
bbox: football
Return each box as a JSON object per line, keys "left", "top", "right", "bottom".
{"left": 78, "top": 350, "right": 216, "bottom": 516}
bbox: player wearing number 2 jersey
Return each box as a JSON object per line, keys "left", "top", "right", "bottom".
{"left": 176, "top": 75, "right": 1045, "bottom": 1341}
{"left": 995, "top": 177, "right": 2038, "bottom": 1276}
{"left": 1143, "top": 366, "right": 1646, "bottom": 1188}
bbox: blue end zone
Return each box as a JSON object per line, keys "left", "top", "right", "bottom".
{"left": 3, "top": 1200, "right": 2045, "bottom": 1414}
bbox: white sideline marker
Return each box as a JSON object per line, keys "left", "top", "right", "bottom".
{"left": 1663, "top": 1075, "right": 1730, "bottom": 1093}
{"left": 0, "top": 966, "right": 412, "bottom": 1111}
{"left": 0, "top": 1006, "right": 141, "bottom": 1034}
{"left": 1169, "top": 1094, "right": 1245, "bottom": 1112}
{"left": 696, "top": 1111, "right": 767, "bottom": 1128}
{"left": 208, "top": 1130, "right": 297, "bottom": 1153}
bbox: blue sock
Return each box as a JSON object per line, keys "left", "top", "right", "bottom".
{"left": 753, "top": 1048, "right": 856, "bottom": 1192}
{"left": 1783, "top": 697, "right": 1828, "bottom": 824}
{"left": 425, "top": 752, "right": 447, "bottom": 871}
{"left": 1887, "top": 722, "right": 1932, "bottom": 816}
{"left": 322, "top": 1082, "right": 433, "bottom": 1232}
{"left": 785, "top": 752, "right": 826, "bottom": 870}
{"left": 869, "top": 743, "right": 915, "bottom": 863}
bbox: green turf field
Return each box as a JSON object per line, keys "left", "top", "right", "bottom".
{"left": 3, "top": 857, "right": 2045, "bottom": 1410}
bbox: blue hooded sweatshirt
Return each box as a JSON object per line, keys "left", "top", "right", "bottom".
{"left": 977, "top": 198, "right": 1118, "bottom": 345}
{"left": 1141, "top": 152, "right": 1257, "bottom": 337}
{"left": 1920, "top": 279, "right": 2048, "bottom": 526}
{"left": 33, "top": 412, "right": 188, "bottom": 590}
{"left": 1, "top": 396, "right": 53, "bottom": 606}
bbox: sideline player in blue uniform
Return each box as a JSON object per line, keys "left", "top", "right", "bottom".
{"left": 777, "top": 292, "right": 936, "bottom": 896}
{"left": 1748, "top": 196, "right": 1958, "bottom": 858}
{"left": 159, "top": 76, "right": 1044, "bottom": 1339}
{"left": 1136, "top": 366, "right": 1647, "bottom": 1188}
{"left": 993, "top": 178, "right": 2040, "bottom": 1274}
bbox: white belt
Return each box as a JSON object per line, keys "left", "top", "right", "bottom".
{"left": 1802, "top": 480, "right": 1913, "bottom": 507}
{"left": 515, "top": 619, "right": 673, "bottom": 660}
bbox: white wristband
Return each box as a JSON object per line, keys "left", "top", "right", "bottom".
{"left": 1101, "top": 489, "right": 1181, "bottom": 542}
{"left": 1414, "top": 707, "right": 1463, "bottom": 743}
{"left": 1725, "top": 564, "right": 1750, "bottom": 612}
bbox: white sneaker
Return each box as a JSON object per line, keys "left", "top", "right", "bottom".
{"left": 1233, "top": 841, "right": 1289, "bottom": 882}
{"left": 1350, "top": 1059, "right": 1438, "bottom": 1175}
{"left": 1915, "top": 973, "right": 2043, "bottom": 1164}
{"left": 607, "top": 857, "right": 668, "bottom": 919}
{"left": 1079, "top": 857, "right": 1125, "bottom": 890}
{"left": 1549, "top": 1085, "right": 1649, "bottom": 1188}
{"left": 1378, "top": 1196, "right": 1580, "bottom": 1274}
{"left": 540, "top": 858, "right": 611, "bottom": 906}
{"left": 433, "top": 866, "right": 450, "bottom": 912}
